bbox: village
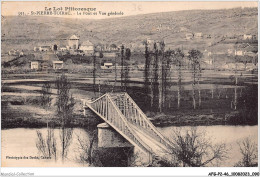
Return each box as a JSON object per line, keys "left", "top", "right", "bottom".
{"left": 2, "top": 31, "right": 258, "bottom": 74}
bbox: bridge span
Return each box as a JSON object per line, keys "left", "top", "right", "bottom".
{"left": 83, "top": 92, "right": 174, "bottom": 163}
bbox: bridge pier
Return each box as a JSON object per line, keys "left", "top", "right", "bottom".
{"left": 97, "top": 123, "right": 133, "bottom": 148}
{"left": 97, "top": 122, "right": 134, "bottom": 166}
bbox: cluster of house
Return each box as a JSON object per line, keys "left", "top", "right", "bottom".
{"left": 33, "top": 34, "right": 94, "bottom": 55}
{"left": 185, "top": 33, "right": 257, "bottom": 41}
{"left": 29, "top": 34, "right": 125, "bottom": 70}
{"left": 30, "top": 53, "right": 64, "bottom": 70}
{"left": 205, "top": 49, "right": 257, "bottom": 57}
{"left": 30, "top": 60, "right": 63, "bottom": 70}
{"left": 243, "top": 34, "right": 257, "bottom": 40}
{"left": 33, "top": 34, "right": 121, "bottom": 57}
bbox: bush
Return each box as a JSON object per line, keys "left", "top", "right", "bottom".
{"left": 235, "top": 137, "right": 258, "bottom": 167}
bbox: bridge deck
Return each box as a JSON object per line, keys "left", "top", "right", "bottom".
{"left": 84, "top": 92, "right": 174, "bottom": 163}
{"left": 128, "top": 123, "right": 169, "bottom": 155}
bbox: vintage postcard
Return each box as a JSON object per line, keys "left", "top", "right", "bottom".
{"left": 1, "top": 0, "right": 259, "bottom": 175}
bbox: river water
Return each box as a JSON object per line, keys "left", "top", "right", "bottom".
{"left": 1, "top": 125, "right": 257, "bottom": 167}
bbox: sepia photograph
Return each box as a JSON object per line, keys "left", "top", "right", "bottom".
{"left": 0, "top": 0, "right": 258, "bottom": 174}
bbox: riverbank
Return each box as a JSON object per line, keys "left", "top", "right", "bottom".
{"left": 2, "top": 90, "right": 257, "bottom": 129}
{"left": 1, "top": 98, "right": 102, "bottom": 129}
{"left": 149, "top": 111, "right": 250, "bottom": 127}
{"left": 2, "top": 100, "right": 256, "bottom": 129}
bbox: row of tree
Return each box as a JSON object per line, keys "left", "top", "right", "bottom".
{"left": 143, "top": 41, "right": 203, "bottom": 112}
{"left": 90, "top": 41, "right": 252, "bottom": 118}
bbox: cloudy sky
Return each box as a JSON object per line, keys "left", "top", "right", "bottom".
{"left": 2, "top": 1, "right": 258, "bottom": 19}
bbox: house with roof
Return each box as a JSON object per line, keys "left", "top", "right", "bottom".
{"left": 57, "top": 34, "right": 79, "bottom": 50}
{"left": 101, "top": 62, "right": 114, "bottom": 69}
{"left": 79, "top": 40, "right": 94, "bottom": 54}
{"left": 59, "top": 46, "right": 68, "bottom": 52}
{"left": 30, "top": 61, "right": 39, "bottom": 70}
{"left": 103, "top": 52, "right": 118, "bottom": 58}
{"left": 39, "top": 46, "right": 52, "bottom": 52}
{"left": 243, "top": 34, "right": 253, "bottom": 40}
{"left": 146, "top": 38, "right": 154, "bottom": 44}
{"left": 185, "top": 33, "right": 194, "bottom": 40}
{"left": 53, "top": 61, "right": 63, "bottom": 69}
{"left": 31, "top": 52, "right": 61, "bottom": 70}
{"left": 194, "top": 32, "right": 203, "bottom": 39}
{"left": 68, "top": 35, "right": 79, "bottom": 49}
{"left": 235, "top": 50, "right": 244, "bottom": 56}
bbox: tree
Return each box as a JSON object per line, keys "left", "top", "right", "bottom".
{"left": 41, "top": 82, "right": 52, "bottom": 126}
{"left": 158, "top": 41, "right": 165, "bottom": 112}
{"left": 152, "top": 42, "right": 160, "bottom": 111}
{"left": 99, "top": 52, "right": 103, "bottom": 58}
{"left": 55, "top": 74, "right": 75, "bottom": 161}
{"left": 164, "top": 49, "right": 173, "bottom": 109}
{"left": 92, "top": 51, "right": 97, "bottom": 98}
{"left": 188, "top": 49, "right": 203, "bottom": 109}
{"left": 112, "top": 56, "right": 117, "bottom": 93}
{"left": 169, "top": 127, "right": 229, "bottom": 167}
{"left": 174, "top": 49, "right": 184, "bottom": 109}
{"left": 119, "top": 45, "right": 130, "bottom": 92}
{"left": 235, "top": 137, "right": 257, "bottom": 167}
{"left": 36, "top": 83, "right": 57, "bottom": 161}
{"left": 36, "top": 129, "right": 57, "bottom": 161}
{"left": 125, "top": 48, "right": 131, "bottom": 60}
{"left": 233, "top": 44, "right": 239, "bottom": 110}
{"left": 120, "top": 45, "right": 125, "bottom": 89}
{"left": 124, "top": 48, "right": 131, "bottom": 91}
{"left": 75, "top": 130, "right": 97, "bottom": 166}
{"left": 123, "top": 62, "right": 130, "bottom": 91}
{"left": 53, "top": 44, "right": 58, "bottom": 51}
{"left": 143, "top": 41, "right": 151, "bottom": 107}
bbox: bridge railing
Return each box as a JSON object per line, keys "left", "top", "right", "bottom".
{"left": 109, "top": 92, "right": 174, "bottom": 151}
{"left": 86, "top": 93, "right": 153, "bottom": 160}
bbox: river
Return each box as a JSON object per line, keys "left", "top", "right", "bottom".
{"left": 1, "top": 125, "right": 257, "bottom": 167}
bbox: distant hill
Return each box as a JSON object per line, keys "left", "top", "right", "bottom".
{"left": 1, "top": 7, "right": 257, "bottom": 54}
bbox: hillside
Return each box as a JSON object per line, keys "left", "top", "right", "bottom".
{"left": 1, "top": 7, "right": 258, "bottom": 53}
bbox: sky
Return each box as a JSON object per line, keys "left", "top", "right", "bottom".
{"left": 1, "top": 1, "right": 258, "bottom": 19}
